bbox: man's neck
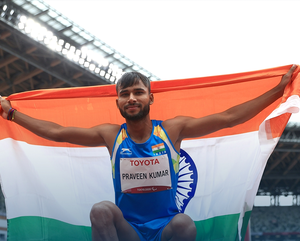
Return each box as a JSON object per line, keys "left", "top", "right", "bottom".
{"left": 126, "top": 117, "right": 152, "bottom": 143}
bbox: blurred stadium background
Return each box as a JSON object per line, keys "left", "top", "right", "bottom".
{"left": 0, "top": 0, "right": 300, "bottom": 241}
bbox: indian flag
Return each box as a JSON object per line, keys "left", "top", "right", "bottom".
{"left": 0, "top": 65, "right": 300, "bottom": 241}
{"left": 152, "top": 143, "right": 166, "bottom": 154}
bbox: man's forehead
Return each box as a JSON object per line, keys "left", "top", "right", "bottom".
{"left": 118, "top": 80, "right": 148, "bottom": 92}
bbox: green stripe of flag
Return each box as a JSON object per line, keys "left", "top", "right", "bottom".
{"left": 7, "top": 217, "right": 91, "bottom": 241}
{"left": 241, "top": 211, "right": 252, "bottom": 241}
{"left": 7, "top": 211, "right": 251, "bottom": 241}
{"left": 194, "top": 211, "right": 251, "bottom": 241}
{"left": 153, "top": 148, "right": 166, "bottom": 154}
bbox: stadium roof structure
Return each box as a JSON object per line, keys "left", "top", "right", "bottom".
{"left": 0, "top": 0, "right": 160, "bottom": 96}
{"left": 0, "top": 0, "right": 300, "bottom": 203}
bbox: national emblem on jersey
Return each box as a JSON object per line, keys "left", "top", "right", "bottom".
{"left": 152, "top": 143, "right": 166, "bottom": 155}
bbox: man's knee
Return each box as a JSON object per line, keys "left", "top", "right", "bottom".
{"left": 171, "top": 214, "right": 197, "bottom": 240}
{"left": 90, "top": 201, "right": 122, "bottom": 226}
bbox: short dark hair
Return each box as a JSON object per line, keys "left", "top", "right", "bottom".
{"left": 116, "top": 72, "right": 151, "bottom": 93}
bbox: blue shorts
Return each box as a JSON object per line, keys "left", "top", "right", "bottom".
{"left": 128, "top": 216, "right": 175, "bottom": 241}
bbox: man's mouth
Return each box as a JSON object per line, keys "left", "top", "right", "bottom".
{"left": 125, "top": 104, "right": 140, "bottom": 110}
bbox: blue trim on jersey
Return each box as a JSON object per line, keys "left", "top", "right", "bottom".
{"left": 156, "top": 122, "right": 180, "bottom": 157}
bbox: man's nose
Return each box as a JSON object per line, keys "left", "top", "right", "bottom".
{"left": 128, "top": 93, "right": 136, "bottom": 103}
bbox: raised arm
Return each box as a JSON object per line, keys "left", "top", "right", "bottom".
{"left": 0, "top": 97, "right": 118, "bottom": 150}
{"left": 164, "top": 65, "right": 298, "bottom": 149}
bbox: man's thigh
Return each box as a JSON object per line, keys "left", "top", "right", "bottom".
{"left": 91, "top": 201, "right": 141, "bottom": 241}
{"left": 160, "top": 213, "right": 196, "bottom": 241}
{"left": 116, "top": 217, "right": 141, "bottom": 241}
{"left": 104, "top": 202, "right": 141, "bottom": 241}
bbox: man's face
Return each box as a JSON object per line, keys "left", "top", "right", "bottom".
{"left": 116, "top": 80, "right": 153, "bottom": 121}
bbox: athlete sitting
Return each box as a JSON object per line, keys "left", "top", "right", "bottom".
{"left": 0, "top": 65, "right": 297, "bottom": 241}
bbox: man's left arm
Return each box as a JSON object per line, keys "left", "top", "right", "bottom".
{"left": 169, "top": 64, "right": 298, "bottom": 142}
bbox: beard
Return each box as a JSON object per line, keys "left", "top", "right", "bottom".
{"left": 119, "top": 103, "right": 150, "bottom": 121}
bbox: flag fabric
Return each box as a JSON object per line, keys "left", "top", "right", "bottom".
{"left": 0, "top": 65, "right": 300, "bottom": 241}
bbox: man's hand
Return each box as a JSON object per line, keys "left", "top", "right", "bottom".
{"left": 278, "top": 64, "right": 298, "bottom": 89}
{"left": 0, "top": 95, "right": 12, "bottom": 120}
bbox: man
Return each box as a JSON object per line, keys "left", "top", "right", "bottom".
{"left": 0, "top": 65, "right": 297, "bottom": 241}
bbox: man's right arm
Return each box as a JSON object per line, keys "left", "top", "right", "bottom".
{"left": 0, "top": 97, "right": 117, "bottom": 148}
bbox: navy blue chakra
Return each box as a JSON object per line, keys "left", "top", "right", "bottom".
{"left": 175, "top": 149, "right": 198, "bottom": 213}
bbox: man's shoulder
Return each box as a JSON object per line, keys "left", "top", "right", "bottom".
{"left": 162, "top": 116, "right": 193, "bottom": 136}
{"left": 93, "top": 123, "right": 122, "bottom": 152}
{"left": 162, "top": 116, "right": 190, "bottom": 126}
{"left": 93, "top": 123, "right": 121, "bottom": 135}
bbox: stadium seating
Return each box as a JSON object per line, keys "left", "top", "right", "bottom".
{"left": 251, "top": 206, "right": 300, "bottom": 241}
